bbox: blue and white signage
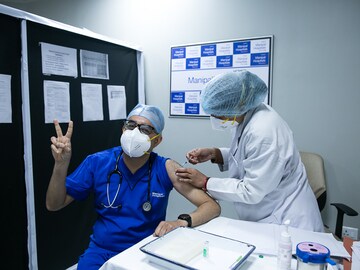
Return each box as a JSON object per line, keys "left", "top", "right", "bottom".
{"left": 170, "top": 36, "right": 273, "bottom": 117}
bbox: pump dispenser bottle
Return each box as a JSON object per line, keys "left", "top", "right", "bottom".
{"left": 277, "top": 220, "right": 292, "bottom": 270}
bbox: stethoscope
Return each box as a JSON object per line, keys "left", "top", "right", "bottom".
{"left": 101, "top": 151, "right": 153, "bottom": 212}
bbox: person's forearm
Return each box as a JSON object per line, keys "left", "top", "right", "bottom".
{"left": 190, "top": 200, "right": 221, "bottom": 227}
{"left": 211, "top": 148, "right": 224, "bottom": 164}
{"left": 46, "top": 161, "right": 70, "bottom": 211}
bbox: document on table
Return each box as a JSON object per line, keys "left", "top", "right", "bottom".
{"left": 197, "top": 217, "right": 350, "bottom": 259}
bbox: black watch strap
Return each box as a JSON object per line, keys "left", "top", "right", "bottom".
{"left": 177, "top": 214, "right": 192, "bottom": 227}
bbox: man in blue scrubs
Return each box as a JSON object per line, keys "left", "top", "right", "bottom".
{"left": 46, "top": 104, "right": 220, "bottom": 270}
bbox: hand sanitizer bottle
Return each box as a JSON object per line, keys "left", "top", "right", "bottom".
{"left": 277, "top": 220, "right": 292, "bottom": 270}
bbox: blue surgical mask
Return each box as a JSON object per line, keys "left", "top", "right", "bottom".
{"left": 210, "top": 116, "right": 239, "bottom": 131}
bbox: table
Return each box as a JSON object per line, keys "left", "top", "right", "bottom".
{"left": 99, "top": 217, "right": 347, "bottom": 270}
{"left": 99, "top": 235, "right": 297, "bottom": 270}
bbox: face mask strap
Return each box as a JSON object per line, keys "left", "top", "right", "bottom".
{"left": 148, "top": 133, "right": 160, "bottom": 142}
{"left": 231, "top": 116, "right": 237, "bottom": 124}
{"left": 142, "top": 133, "right": 161, "bottom": 155}
{"left": 221, "top": 118, "right": 229, "bottom": 124}
{"left": 221, "top": 116, "right": 237, "bottom": 125}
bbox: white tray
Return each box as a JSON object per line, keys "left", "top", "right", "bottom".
{"left": 140, "top": 227, "right": 256, "bottom": 270}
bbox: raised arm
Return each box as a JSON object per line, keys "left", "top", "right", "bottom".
{"left": 46, "top": 120, "right": 74, "bottom": 211}
{"left": 153, "top": 159, "right": 220, "bottom": 236}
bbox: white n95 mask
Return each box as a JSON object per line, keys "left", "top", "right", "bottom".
{"left": 120, "top": 128, "right": 151, "bottom": 157}
{"left": 210, "top": 116, "right": 239, "bottom": 131}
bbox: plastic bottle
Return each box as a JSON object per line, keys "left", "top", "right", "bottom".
{"left": 296, "top": 242, "right": 336, "bottom": 270}
{"left": 277, "top": 220, "right": 292, "bottom": 270}
{"left": 203, "top": 240, "right": 209, "bottom": 258}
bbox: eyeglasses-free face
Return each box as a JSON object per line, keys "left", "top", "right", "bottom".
{"left": 123, "top": 120, "right": 157, "bottom": 136}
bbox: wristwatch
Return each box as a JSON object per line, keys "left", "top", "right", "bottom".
{"left": 177, "top": 214, "right": 192, "bottom": 227}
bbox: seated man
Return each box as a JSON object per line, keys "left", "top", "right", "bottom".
{"left": 46, "top": 104, "right": 220, "bottom": 270}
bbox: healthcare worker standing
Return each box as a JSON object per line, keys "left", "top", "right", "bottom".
{"left": 46, "top": 104, "right": 220, "bottom": 270}
{"left": 175, "top": 71, "right": 323, "bottom": 232}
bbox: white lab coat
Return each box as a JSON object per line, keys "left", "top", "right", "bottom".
{"left": 207, "top": 103, "right": 324, "bottom": 232}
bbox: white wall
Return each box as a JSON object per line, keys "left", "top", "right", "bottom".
{"left": 2, "top": 0, "right": 359, "bottom": 234}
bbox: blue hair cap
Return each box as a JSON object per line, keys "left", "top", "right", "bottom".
{"left": 127, "top": 104, "right": 165, "bottom": 133}
{"left": 201, "top": 71, "right": 268, "bottom": 116}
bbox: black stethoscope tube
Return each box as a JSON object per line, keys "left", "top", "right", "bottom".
{"left": 101, "top": 151, "right": 153, "bottom": 212}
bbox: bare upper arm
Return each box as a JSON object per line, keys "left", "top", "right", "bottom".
{"left": 165, "top": 159, "right": 214, "bottom": 207}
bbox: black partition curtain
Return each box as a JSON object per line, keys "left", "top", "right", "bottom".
{"left": 1, "top": 4, "right": 143, "bottom": 268}
{"left": 0, "top": 13, "right": 28, "bottom": 270}
{"left": 23, "top": 20, "right": 140, "bottom": 270}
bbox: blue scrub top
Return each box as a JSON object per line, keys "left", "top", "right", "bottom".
{"left": 66, "top": 147, "right": 173, "bottom": 252}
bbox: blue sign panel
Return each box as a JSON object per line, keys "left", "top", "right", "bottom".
{"left": 201, "top": 45, "right": 216, "bottom": 57}
{"left": 233, "top": 41, "right": 250, "bottom": 54}
{"left": 171, "top": 47, "right": 186, "bottom": 59}
{"left": 216, "top": 55, "right": 233, "bottom": 68}
{"left": 171, "top": 92, "right": 185, "bottom": 103}
{"left": 250, "top": 53, "right": 269, "bottom": 66}
{"left": 185, "top": 103, "right": 200, "bottom": 114}
{"left": 186, "top": 58, "right": 201, "bottom": 69}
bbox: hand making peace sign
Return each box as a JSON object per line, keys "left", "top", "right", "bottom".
{"left": 50, "top": 119, "right": 73, "bottom": 163}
